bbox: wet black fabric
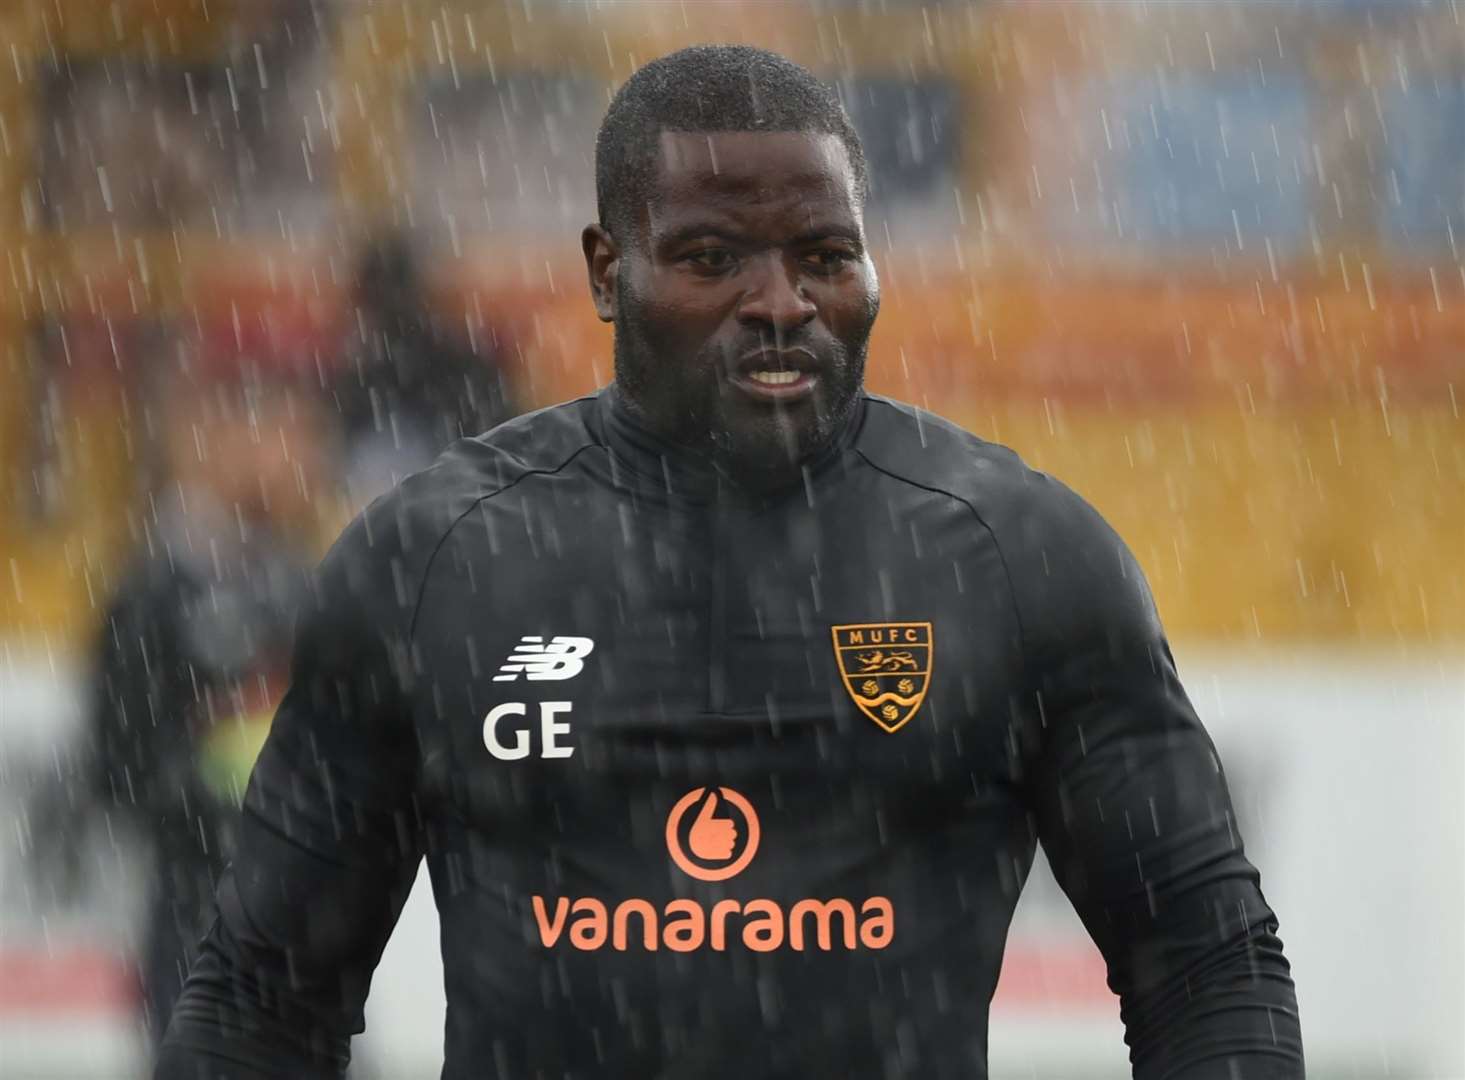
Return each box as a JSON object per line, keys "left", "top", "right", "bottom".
{"left": 157, "top": 386, "right": 1303, "bottom": 1079}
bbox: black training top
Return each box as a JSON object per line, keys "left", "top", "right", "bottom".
{"left": 157, "top": 386, "right": 1303, "bottom": 1079}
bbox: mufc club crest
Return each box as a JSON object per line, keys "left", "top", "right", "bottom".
{"left": 831, "top": 622, "right": 933, "bottom": 733}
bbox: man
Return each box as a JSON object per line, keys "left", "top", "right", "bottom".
{"left": 76, "top": 357, "right": 333, "bottom": 1043}
{"left": 158, "top": 46, "right": 1304, "bottom": 1079}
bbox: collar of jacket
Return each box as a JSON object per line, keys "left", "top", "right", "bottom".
{"left": 595, "top": 382, "right": 866, "bottom": 506}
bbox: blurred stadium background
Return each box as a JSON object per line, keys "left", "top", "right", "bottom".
{"left": 0, "top": 1, "right": 1460, "bottom": 1077}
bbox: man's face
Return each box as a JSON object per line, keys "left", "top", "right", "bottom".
{"left": 585, "top": 131, "right": 880, "bottom": 478}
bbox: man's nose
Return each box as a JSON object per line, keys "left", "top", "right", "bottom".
{"left": 736, "top": 253, "right": 817, "bottom": 334}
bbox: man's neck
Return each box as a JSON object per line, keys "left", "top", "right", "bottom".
{"left": 604, "top": 382, "right": 863, "bottom": 498}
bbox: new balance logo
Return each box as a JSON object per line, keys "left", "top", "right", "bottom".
{"left": 493, "top": 636, "right": 596, "bottom": 681}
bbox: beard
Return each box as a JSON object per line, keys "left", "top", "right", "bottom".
{"left": 612, "top": 282, "right": 875, "bottom": 484}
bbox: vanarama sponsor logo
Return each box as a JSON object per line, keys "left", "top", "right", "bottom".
{"left": 530, "top": 786, "right": 894, "bottom": 953}
{"left": 529, "top": 894, "right": 895, "bottom": 953}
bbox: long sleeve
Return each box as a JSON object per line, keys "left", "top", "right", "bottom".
{"left": 1011, "top": 479, "right": 1304, "bottom": 1078}
{"left": 155, "top": 513, "right": 425, "bottom": 1079}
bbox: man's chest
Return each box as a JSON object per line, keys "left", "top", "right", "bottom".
{"left": 407, "top": 481, "right": 1026, "bottom": 825}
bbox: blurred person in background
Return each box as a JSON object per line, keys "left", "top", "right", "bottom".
{"left": 332, "top": 229, "right": 517, "bottom": 504}
{"left": 34, "top": 335, "right": 339, "bottom": 1047}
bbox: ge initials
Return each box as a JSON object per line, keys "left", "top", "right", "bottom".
{"left": 483, "top": 701, "right": 575, "bottom": 761}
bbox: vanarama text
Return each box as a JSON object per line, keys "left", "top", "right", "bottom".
{"left": 531, "top": 895, "right": 894, "bottom": 952}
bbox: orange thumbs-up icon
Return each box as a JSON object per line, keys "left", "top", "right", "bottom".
{"left": 665, "top": 786, "right": 761, "bottom": 882}
{"left": 687, "top": 788, "right": 738, "bottom": 861}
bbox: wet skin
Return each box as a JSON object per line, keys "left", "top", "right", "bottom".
{"left": 583, "top": 131, "right": 881, "bottom": 484}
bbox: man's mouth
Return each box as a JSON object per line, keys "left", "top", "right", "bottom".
{"left": 728, "top": 350, "right": 821, "bottom": 403}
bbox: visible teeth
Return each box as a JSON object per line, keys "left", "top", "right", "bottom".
{"left": 747, "top": 370, "right": 801, "bottom": 386}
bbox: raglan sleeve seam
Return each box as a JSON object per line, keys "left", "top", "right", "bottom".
{"left": 405, "top": 441, "right": 605, "bottom": 645}
{"left": 953, "top": 494, "right": 1033, "bottom": 706}
{"left": 851, "top": 446, "right": 1036, "bottom": 711}
{"left": 407, "top": 497, "right": 491, "bottom": 646}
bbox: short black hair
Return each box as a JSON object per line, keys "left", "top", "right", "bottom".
{"left": 594, "top": 45, "right": 869, "bottom": 241}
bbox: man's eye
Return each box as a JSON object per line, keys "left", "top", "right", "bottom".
{"left": 685, "top": 249, "right": 735, "bottom": 270}
{"left": 803, "top": 249, "right": 854, "bottom": 272}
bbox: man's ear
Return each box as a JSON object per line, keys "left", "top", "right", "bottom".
{"left": 582, "top": 224, "right": 619, "bottom": 323}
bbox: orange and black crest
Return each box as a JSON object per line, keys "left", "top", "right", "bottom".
{"left": 831, "top": 622, "right": 933, "bottom": 733}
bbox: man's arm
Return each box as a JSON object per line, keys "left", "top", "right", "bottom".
{"left": 1011, "top": 480, "right": 1303, "bottom": 1078}
{"left": 155, "top": 513, "right": 424, "bottom": 1079}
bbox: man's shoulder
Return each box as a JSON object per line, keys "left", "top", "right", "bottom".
{"left": 855, "top": 394, "right": 1083, "bottom": 535}
{"left": 461, "top": 393, "right": 606, "bottom": 479}
{"left": 375, "top": 394, "right": 601, "bottom": 526}
{"left": 319, "top": 395, "right": 603, "bottom": 604}
{"left": 857, "top": 394, "right": 1157, "bottom": 640}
